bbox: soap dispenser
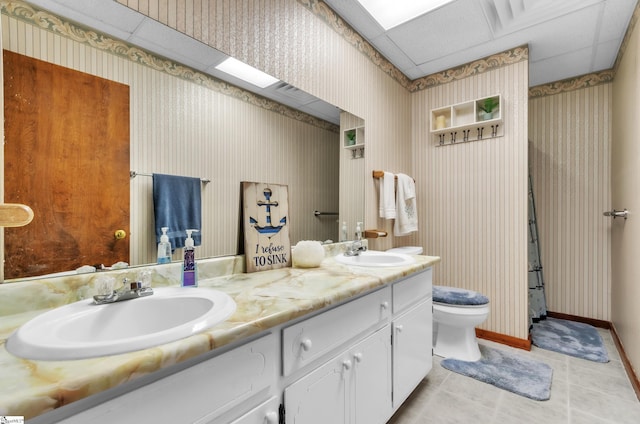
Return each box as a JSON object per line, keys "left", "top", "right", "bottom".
{"left": 182, "top": 229, "right": 199, "bottom": 287}
{"left": 157, "top": 227, "right": 171, "bottom": 264}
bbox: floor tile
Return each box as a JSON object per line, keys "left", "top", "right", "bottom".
{"left": 388, "top": 331, "right": 639, "bottom": 424}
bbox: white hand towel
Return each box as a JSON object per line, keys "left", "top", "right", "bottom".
{"left": 394, "top": 173, "right": 418, "bottom": 236}
{"left": 379, "top": 172, "right": 396, "bottom": 219}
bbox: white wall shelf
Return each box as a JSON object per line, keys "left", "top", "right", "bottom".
{"left": 343, "top": 125, "right": 365, "bottom": 159}
{"left": 430, "top": 94, "right": 503, "bottom": 146}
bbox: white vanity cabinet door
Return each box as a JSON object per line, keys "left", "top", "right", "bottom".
{"left": 284, "top": 352, "right": 350, "bottom": 424}
{"left": 352, "top": 325, "right": 392, "bottom": 424}
{"left": 392, "top": 299, "right": 433, "bottom": 409}
{"left": 226, "top": 396, "right": 280, "bottom": 424}
{"left": 284, "top": 325, "right": 392, "bottom": 424}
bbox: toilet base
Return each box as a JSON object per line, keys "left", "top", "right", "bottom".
{"left": 433, "top": 322, "right": 481, "bottom": 362}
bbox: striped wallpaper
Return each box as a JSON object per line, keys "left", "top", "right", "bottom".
{"left": 412, "top": 61, "right": 530, "bottom": 340}
{"left": 529, "top": 85, "right": 612, "bottom": 321}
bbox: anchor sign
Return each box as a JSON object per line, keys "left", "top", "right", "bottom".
{"left": 249, "top": 187, "right": 287, "bottom": 237}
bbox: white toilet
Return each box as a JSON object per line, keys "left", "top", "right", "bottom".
{"left": 432, "top": 285, "right": 490, "bottom": 361}
{"left": 386, "top": 246, "right": 490, "bottom": 362}
{"left": 386, "top": 246, "right": 424, "bottom": 255}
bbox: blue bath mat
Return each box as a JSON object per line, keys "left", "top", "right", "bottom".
{"left": 531, "top": 317, "right": 609, "bottom": 363}
{"left": 441, "top": 345, "right": 553, "bottom": 401}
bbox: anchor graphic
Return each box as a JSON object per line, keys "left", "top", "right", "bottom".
{"left": 250, "top": 187, "right": 287, "bottom": 237}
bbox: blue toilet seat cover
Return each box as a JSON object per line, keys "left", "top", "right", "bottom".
{"left": 433, "top": 285, "right": 489, "bottom": 306}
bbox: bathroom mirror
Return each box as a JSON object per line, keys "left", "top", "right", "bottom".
{"left": 1, "top": 2, "right": 366, "bottom": 281}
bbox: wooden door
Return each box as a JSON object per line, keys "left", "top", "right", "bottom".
{"left": 3, "top": 50, "right": 130, "bottom": 279}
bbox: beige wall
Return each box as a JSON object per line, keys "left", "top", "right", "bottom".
{"left": 1, "top": 6, "right": 340, "bottom": 269}
{"left": 612, "top": 15, "right": 640, "bottom": 374}
{"left": 529, "top": 85, "right": 612, "bottom": 321}
{"left": 412, "top": 62, "right": 530, "bottom": 340}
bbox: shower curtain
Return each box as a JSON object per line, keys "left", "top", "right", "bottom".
{"left": 528, "top": 174, "right": 548, "bottom": 326}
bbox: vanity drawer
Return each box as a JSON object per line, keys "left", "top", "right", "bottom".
{"left": 393, "top": 268, "right": 432, "bottom": 313}
{"left": 282, "top": 286, "right": 391, "bottom": 376}
{"left": 59, "top": 333, "right": 277, "bottom": 424}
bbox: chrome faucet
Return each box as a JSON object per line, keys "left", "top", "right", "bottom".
{"left": 344, "top": 240, "right": 367, "bottom": 257}
{"left": 93, "top": 278, "right": 153, "bottom": 304}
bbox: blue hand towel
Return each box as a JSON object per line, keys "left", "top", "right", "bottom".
{"left": 153, "top": 173, "right": 202, "bottom": 250}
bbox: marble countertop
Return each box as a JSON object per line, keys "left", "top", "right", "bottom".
{"left": 0, "top": 254, "right": 439, "bottom": 420}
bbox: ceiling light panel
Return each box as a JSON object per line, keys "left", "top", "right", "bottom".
{"left": 214, "top": 58, "right": 279, "bottom": 88}
{"left": 357, "top": 0, "right": 455, "bottom": 30}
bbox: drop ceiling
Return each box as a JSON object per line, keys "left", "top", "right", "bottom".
{"left": 23, "top": 0, "right": 639, "bottom": 125}
{"left": 325, "top": 0, "right": 638, "bottom": 86}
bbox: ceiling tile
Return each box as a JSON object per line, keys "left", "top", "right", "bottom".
{"left": 591, "top": 39, "right": 624, "bottom": 72}
{"left": 370, "top": 34, "right": 420, "bottom": 70}
{"left": 529, "top": 47, "right": 593, "bottom": 86}
{"left": 132, "top": 18, "right": 227, "bottom": 70}
{"left": 29, "top": 0, "right": 145, "bottom": 40}
{"left": 597, "top": 0, "right": 637, "bottom": 44}
{"left": 385, "top": 0, "right": 492, "bottom": 65}
{"left": 522, "top": 7, "right": 601, "bottom": 61}
{"left": 483, "top": 0, "right": 601, "bottom": 37}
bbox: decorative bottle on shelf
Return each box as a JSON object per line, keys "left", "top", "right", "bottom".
{"left": 181, "top": 229, "right": 199, "bottom": 287}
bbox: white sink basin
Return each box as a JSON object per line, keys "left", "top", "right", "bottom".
{"left": 6, "top": 287, "right": 236, "bottom": 361}
{"left": 335, "top": 250, "right": 415, "bottom": 267}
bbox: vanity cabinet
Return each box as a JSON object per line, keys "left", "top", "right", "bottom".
{"left": 283, "top": 268, "right": 432, "bottom": 424}
{"left": 41, "top": 267, "right": 433, "bottom": 424}
{"left": 284, "top": 325, "right": 392, "bottom": 424}
{"left": 392, "top": 300, "right": 432, "bottom": 408}
{"left": 392, "top": 269, "right": 433, "bottom": 408}
{"left": 56, "top": 333, "right": 278, "bottom": 424}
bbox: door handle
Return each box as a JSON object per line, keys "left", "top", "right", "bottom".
{"left": 603, "top": 209, "right": 628, "bottom": 219}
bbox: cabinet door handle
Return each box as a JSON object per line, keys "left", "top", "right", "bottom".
{"left": 353, "top": 352, "right": 363, "bottom": 363}
{"left": 395, "top": 324, "right": 404, "bottom": 333}
{"left": 300, "top": 338, "right": 313, "bottom": 351}
{"left": 381, "top": 301, "right": 389, "bottom": 310}
{"left": 342, "top": 359, "right": 352, "bottom": 370}
{"left": 265, "top": 411, "right": 278, "bottom": 424}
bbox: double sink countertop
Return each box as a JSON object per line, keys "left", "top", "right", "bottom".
{"left": 0, "top": 252, "right": 440, "bottom": 420}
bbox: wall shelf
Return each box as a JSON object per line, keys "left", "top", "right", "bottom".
{"left": 343, "top": 125, "right": 365, "bottom": 159}
{"left": 430, "top": 94, "right": 503, "bottom": 146}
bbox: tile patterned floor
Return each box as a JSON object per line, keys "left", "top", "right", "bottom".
{"left": 388, "top": 329, "right": 640, "bottom": 424}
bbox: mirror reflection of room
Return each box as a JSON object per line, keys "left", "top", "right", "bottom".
{"left": 1, "top": 12, "right": 370, "bottom": 280}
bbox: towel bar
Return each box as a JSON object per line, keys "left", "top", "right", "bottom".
{"left": 130, "top": 171, "right": 210, "bottom": 184}
{"left": 314, "top": 210, "right": 338, "bottom": 216}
